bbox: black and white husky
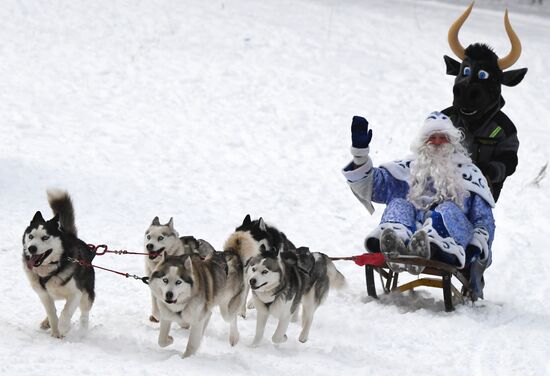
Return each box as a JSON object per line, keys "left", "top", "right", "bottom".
{"left": 22, "top": 190, "right": 95, "bottom": 338}
{"left": 248, "top": 245, "right": 345, "bottom": 346}
{"left": 148, "top": 252, "right": 245, "bottom": 358}
{"left": 144, "top": 216, "right": 215, "bottom": 322}
{"left": 223, "top": 214, "right": 296, "bottom": 263}
{"left": 223, "top": 214, "right": 297, "bottom": 316}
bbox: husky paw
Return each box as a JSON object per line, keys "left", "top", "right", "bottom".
{"left": 247, "top": 300, "right": 255, "bottom": 310}
{"left": 158, "top": 335, "right": 174, "bottom": 348}
{"left": 58, "top": 319, "right": 71, "bottom": 336}
{"left": 149, "top": 315, "right": 159, "bottom": 323}
{"left": 272, "top": 334, "right": 288, "bottom": 344}
{"left": 40, "top": 317, "right": 50, "bottom": 330}
{"left": 182, "top": 348, "right": 197, "bottom": 358}
{"left": 239, "top": 308, "right": 247, "bottom": 319}
{"left": 229, "top": 332, "right": 240, "bottom": 347}
{"left": 80, "top": 315, "right": 89, "bottom": 329}
{"left": 179, "top": 321, "right": 190, "bottom": 329}
{"left": 50, "top": 329, "right": 63, "bottom": 339}
{"left": 298, "top": 333, "right": 309, "bottom": 343}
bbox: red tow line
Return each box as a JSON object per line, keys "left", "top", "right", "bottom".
{"left": 330, "top": 253, "right": 386, "bottom": 267}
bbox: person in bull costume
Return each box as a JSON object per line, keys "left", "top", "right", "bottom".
{"left": 343, "top": 112, "right": 495, "bottom": 301}
{"left": 441, "top": 2, "right": 527, "bottom": 202}
{"left": 343, "top": 5, "right": 528, "bottom": 301}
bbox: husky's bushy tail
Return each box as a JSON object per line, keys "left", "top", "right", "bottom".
{"left": 223, "top": 232, "right": 260, "bottom": 266}
{"left": 47, "top": 189, "right": 77, "bottom": 236}
{"left": 325, "top": 256, "right": 346, "bottom": 289}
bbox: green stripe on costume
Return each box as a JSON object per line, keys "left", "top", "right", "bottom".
{"left": 489, "top": 126, "right": 502, "bottom": 138}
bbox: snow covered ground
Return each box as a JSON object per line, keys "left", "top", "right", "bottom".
{"left": 1, "top": 0, "right": 549, "bottom": 374}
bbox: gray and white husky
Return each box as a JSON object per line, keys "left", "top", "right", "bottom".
{"left": 148, "top": 251, "right": 245, "bottom": 357}
{"left": 144, "top": 216, "right": 215, "bottom": 322}
{"left": 248, "top": 245, "right": 345, "bottom": 346}
{"left": 22, "top": 189, "right": 95, "bottom": 338}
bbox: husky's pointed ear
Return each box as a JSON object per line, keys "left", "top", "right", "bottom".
{"left": 150, "top": 269, "right": 163, "bottom": 280}
{"left": 258, "top": 217, "right": 266, "bottom": 232}
{"left": 184, "top": 255, "right": 193, "bottom": 270}
{"left": 242, "top": 214, "right": 252, "bottom": 226}
{"left": 51, "top": 213, "right": 62, "bottom": 231}
{"left": 31, "top": 211, "right": 45, "bottom": 224}
{"left": 262, "top": 245, "right": 278, "bottom": 259}
{"left": 167, "top": 217, "right": 174, "bottom": 229}
{"left": 444, "top": 55, "right": 461, "bottom": 76}
{"left": 152, "top": 216, "right": 160, "bottom": 226}
{"left": 48, "top": 213, "right": 64, "bottom": 232}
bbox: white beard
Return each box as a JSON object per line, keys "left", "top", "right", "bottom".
{"left": 407, "top": 143, "right": 470, "bottom": 211}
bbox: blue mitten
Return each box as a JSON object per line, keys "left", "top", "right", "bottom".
{"left": 350, "top": 116, "right": 373, "bottom": 166}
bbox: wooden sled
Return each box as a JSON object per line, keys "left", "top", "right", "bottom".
{"left": 364, "top": 256, "right": 471, "bottom": 312}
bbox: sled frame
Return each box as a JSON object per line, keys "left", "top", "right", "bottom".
{"left": 364, "top": 256, "right": 470, "bottom": 312}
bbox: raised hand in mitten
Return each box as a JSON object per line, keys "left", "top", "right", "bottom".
{"left": 350, "top": 116, "right": 373, "bottom": 166}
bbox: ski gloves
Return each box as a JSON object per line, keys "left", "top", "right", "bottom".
{"left": 350, "top": 116, "right": 373, "bottom": 167}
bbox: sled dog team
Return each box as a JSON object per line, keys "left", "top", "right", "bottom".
{"left": 22, "top": 190, "right": 346, "bottom": 357}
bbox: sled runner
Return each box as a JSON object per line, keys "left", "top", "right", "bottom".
{"left": 354, "top": 253, "right": 471, "bottom": 312}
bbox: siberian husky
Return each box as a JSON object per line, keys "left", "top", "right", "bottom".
{"left": 144, "top": 216, "right": 215, "bottom": 322}
{"left": 148, "top": 252, "right": 245, "bottom": 357}
{"left": 22, "top": 190, "right": 95, "bottom": 338}
{"left": 223, "top": 214, "right": 296, "bottom": 264}
{"left": 247, "top": 245, "right": 345, "bottom": 346}
{"left": 223, "top": 214, "right": 296, "bottom": 316}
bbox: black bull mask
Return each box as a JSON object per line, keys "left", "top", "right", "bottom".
{"left": 444, "top": 3, "right": 527, "bottom": 123}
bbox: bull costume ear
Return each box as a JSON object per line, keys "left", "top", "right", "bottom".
{"left": 151, "top": 216, "right": 160, "bottom": 226}
{"left": 31, "top": 211, "right": 45, "bottom": 224}
{"left": 502, "top": 68, "right": 527, "bottom": 87}
{"left": 444, "top": 55, "right": 461, "bottom": 76}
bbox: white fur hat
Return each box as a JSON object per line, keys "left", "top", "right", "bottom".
{"left": 418, "top": 111, "right": 458, "bottom": 141}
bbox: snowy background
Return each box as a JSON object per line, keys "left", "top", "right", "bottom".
{"left": 1, "top": 0, "right": 549, "bottom": 374}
